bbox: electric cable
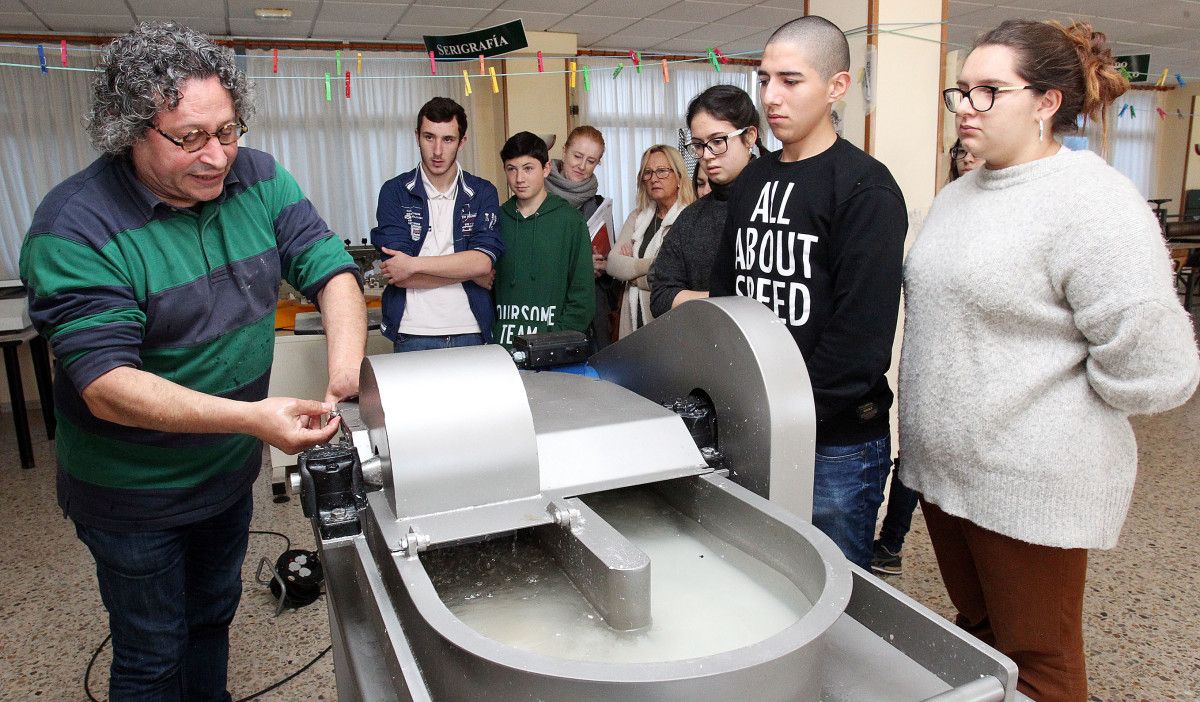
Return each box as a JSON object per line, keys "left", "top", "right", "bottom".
{"left": 232, "top": 645, "right": 332, "bottom": 701}
{"left": 82, "top": 634, "right": 110, "bottom": 702}
{"left": 83, "top": 530, "right": 331, "bottom": 702}
{"left": 249, "top": 529, "right": 292, "bottom": 551}
{"left": 83, "top": 636, "right": 331, "bottom": 702}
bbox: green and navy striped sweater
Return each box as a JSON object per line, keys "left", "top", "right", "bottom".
{"left": 19, "top": 148, "right": 358, "bottom": 531}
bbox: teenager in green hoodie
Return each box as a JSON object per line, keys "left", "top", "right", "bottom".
{"left": 494, "top": 132, "right": 595, "bottom": 349}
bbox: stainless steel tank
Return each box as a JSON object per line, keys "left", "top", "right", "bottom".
{"left": 298, "top": 299, "right": 1021, "bottom": 702}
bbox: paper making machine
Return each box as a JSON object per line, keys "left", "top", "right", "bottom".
{"left": 293, "top": 298, "right": 1024, "bottom": 702}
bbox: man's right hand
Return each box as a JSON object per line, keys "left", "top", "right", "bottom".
{"left": 249, "top": 397, "right": 340, "bottom": 455}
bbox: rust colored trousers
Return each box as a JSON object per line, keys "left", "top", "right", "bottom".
{"left": 921, "top": 499, "right": 1089, "bottom": 702}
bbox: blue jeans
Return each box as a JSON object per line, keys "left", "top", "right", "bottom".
{"left": 393, "top": 332, "right": 484, "bottom": 353}
{"left": 812, "top": 435, "right": 891, "bottom": 570}
{"left": 877, "top": 462, "right": 920, "bottom": 554}
{"left": 75, "top": 491, "right": 253, "bottom": 702}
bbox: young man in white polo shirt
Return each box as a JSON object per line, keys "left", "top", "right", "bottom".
{"left": 372, "top": 97, "right": 505, "bottom": 351}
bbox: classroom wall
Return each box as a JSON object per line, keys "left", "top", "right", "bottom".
{"left": 873, "top": 0, "right": 944, "bottom": 220}
{"left": 1155, "top": 87, "right": 1193, "bottom": 211}
{"left": 504, "top": 32, "right": 576, "bottom": 162}
{"left": 808, "top": 1, "right": 868, "bottom": 150}
{"left": 464, "top": 31, "right": 576, "bottom": 192}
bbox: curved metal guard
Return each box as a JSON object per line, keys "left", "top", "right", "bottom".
{"left": 589, "top": 297, "right": 816, "bottom": 520}
{"left": 358, "top": 344, "right": 540, "bottom": 519}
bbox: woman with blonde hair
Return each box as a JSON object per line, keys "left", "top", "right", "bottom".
{"left": 901, "top": 19, "right": 1199, "bottom": 701}
{"left": 607, "top": 145, "right": 694, "bottom": 336}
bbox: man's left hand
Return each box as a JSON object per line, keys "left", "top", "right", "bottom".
{"left": 472, "top": 269, "right": 496, "bottom": 290}
{"left": 324, "top": 364, "right": 360, "bottom": 405}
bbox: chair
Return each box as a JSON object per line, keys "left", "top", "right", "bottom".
{"left": 1183, "top": 189, "right": 1200, "bottom": 222}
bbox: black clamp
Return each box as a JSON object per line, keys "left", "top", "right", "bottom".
{"left": 297, "top": 443, "right": 365, "bottom": 540}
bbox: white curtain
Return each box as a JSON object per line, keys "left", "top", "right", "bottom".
{"left": 0, "top": 46, "right": 473, "bottom": 280}
{"left": 0, "top": 47, "right": 100, "bottom": 281}
{"left": 579, "top": 63, "right": 761, "bottom": 225}
{"left": 1108, "top": 90, "right": 1156, "bottom": 198}
{"left": 243, "top": 50, "right": 479, "bottom": 246}
{"left": 1067, "top": 89, "right": 1156, "bottom": 197}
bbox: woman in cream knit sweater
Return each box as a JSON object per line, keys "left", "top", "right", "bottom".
{"left": 607, "top": 145, "right": 694, "bottom": 338}
{"left": 900, "top": 19, "right": 1199, "bottom": 702}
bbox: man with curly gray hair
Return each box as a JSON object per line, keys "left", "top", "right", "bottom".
{"left": 19, "top": 22, "right": 366, "bottom": 701}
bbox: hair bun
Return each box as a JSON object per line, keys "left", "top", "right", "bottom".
{"left": 1054, "top": 21, "right": 1129, "bottom": 118}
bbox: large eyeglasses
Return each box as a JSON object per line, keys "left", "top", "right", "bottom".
{"left": 687, "top": 127, "right": 749, "bottom": 158}
{"left": 152, "top": 120, "right": 247, "bottom": 152}
{"left": 641, "top": 166, "right": 677, "bottom": 181}
{"left": 942, "top": 85, "right": 1035, "bottom": 113}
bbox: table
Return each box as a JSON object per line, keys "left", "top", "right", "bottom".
{"left": 1148, "top": 198, "right": 1172, "bottom": 230}
{"left": 0, "top": 326, "right": 55, "bottom": 469}
{"left": 1168, "top": 237, "right": 1200, "bottom": 310}
{"left": 293, "top": 307, "right": 382, "bottom": 335}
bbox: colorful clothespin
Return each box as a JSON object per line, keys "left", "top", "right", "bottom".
{"left": 324, "top": 73, "right": 332, "bottom": 101}
{"left": 1156, "top": 68, "right": 1169, "bottom": 87}
{"left": 630, "top": 50, "right": 641, "bottom": 74}
{"left": 537, "top": 50, "right": 544, "bottom": 73}
{"left": 59, "top": 40, "right": 68, "bottom": 67}
{"left": 582, "top": 64, "right": 591, "bottom": 91}
{"left": 570, "top": 61, "right": 577, "bottom": 89}
{"left": 1157, "top": 107, "right": 1167, "bottom": 120}
{"left": 714, "top": 48, "right": 729, "bottom": 64}
{"left": 462, "top": 69, "right": 472, "bottom": 96}
{"left": 612, "top": 63, "right": 624, "bottom": 79}
{"left": 1118, "top": 103, "right": 1129, "bottom": 117}
{"left": 479, "top": 55, "right": 486, "bottom": 75}
{"left": 661, "top": 57, "right": 669, "bottom": 83}
{"left": 272, "top": 48, "right": 278, "bottom": 73}
{"left": 707, "top": 48, "right": 721, "bottom": 72}
{"left": 336, "top": 49, "right": 342, "bottom": 74}
{"left": 1176, "top": 72, "right": 1187, "bottom": 88}
{"left": 429, "top": 51, "right": 437, "bottom": 75}
{"left": 37, "top": 44, "right": 47, "bottom": 74}
{"left": 357, "top": 52, "right": 362, "bottom": 75}
{"left": 1178, "top": 108, "right": 1186, "bottom": 119}
{"left": 345, "top": 71, "right": 351, "bottom": 99}
{"left": 1130, "top": 105, "right": 1136, "bottom": 118}
{"left": 1116, "top": 65, "right": 1133, "bottom": 81}
{"left": 489, "top": 66, "right": 499, "bottom": 94}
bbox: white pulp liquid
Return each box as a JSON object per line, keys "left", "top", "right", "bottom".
{"left": 424, "top": 488, "right": 813, "bottom": 663}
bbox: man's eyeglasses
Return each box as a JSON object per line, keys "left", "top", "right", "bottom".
{"left": 942, "top": 85, "right": 1035, "bottom": 113}
{"left": 641, "top": 167, "right": 677, "bottom": 181}
{"left": 152, "top": 120, "right": 247, "bottom": 153}
{"left": 687, "top": 127, "right": 749, "bottom": 158}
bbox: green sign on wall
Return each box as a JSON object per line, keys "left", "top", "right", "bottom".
{"left": 424, "top": 20, "right": 529, "bottom": 61}
{"left": 1115, "top": 54, "right": 1150, "bottom": 83}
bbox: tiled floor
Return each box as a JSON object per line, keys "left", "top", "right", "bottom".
{"left": 1, "top": 385, "right": 1197, "bottom": 701}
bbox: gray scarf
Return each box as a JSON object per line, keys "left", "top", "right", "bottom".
{"left": 545, "top": 159, "right": 598, "bottom": 210}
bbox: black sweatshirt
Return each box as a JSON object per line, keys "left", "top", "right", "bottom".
{"left": 648, "top": 180, "right": 731, "bottom": 318}
{"left": 709, "top": 138, "right": 907, "bottom": 444}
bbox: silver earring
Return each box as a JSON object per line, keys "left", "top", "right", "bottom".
{"left": 1038, "top": 119, "right": 1044, "bottom": 142}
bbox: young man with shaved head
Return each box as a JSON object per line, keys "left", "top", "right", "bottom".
{"left": 709, "top": 15, "right": 908, "bottom": 570}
